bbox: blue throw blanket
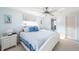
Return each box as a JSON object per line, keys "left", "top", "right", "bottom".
{"left": 20, "top": 37, "right": 35, "bottom": 51}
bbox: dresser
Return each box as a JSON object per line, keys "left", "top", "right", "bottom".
{"left": 0, "top": 34, "right": 17, "bottom": 51}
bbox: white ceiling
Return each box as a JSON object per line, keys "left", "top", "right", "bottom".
{"left": 11, "top": 7, "right": 63, "bottom": 16}
{"left": 12, "top": 7, "right": 61, "bottom": 13}
{"left": 10, "top": 7, "right": 79, "bottom": 16}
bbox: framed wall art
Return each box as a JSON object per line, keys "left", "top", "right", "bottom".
{"left": 4, "top": 15, "right": 12, "bottom": 24}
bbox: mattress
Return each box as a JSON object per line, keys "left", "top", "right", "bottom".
{"left": 20, "top": 30, "right": 57, "bottom": 51}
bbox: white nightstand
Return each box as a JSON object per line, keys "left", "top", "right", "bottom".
{"left": 0, "top": 34, "right": 17, "bottom": 51}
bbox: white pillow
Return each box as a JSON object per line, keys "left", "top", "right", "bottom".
{"left": 23, "top": 26, "right": 29, "bottom": 32}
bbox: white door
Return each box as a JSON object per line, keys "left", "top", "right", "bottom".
{"left": 65, "top": 16, "right": 77, "bottom": 40}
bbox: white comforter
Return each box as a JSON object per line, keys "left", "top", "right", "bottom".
{"left": 20, "top": 30, "right": 57, "bottom": 50}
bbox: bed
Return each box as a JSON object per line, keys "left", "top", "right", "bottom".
{"left": 19, "top": 30, "right": 60, "bottom": 51}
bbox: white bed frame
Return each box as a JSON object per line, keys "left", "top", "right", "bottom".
{"left": 20, "top": 33, "right": 60, "bottom": 51}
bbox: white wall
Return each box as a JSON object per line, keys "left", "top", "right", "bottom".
{"left": 41, "top": 15, "right": 51, "bottom": 30}
{"left": 22, "top": 13, "right": 41, "bottom": 26}
{"left": 40, "top": 14, "right": 56, "bottom": 30}
{"left": 11, "top": 7, "right": 42, "bottom": 27}
{"left": 56, "top": 15, "right": 65, "bottom": 34}
{"left": 0, "top": 8, "right": 42, "bottom": 33}
{"left": 0, "top": 8, "right": 23, "bottom": 33}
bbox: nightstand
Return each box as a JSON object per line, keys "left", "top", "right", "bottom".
{"left": 0, "top": 34, "right": 17, "bottom": 51}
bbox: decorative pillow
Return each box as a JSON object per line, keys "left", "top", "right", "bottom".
{"left": 29, "top": 26, "right": 34, "bottom": 32}
{"left": 23, "top": 25, "right": 39, "bottom": 32}
{"left": 34, "top": 26, "right": 39, "bottom": 31}
{"left": 29, "top": 26, "right": 39, "bottom": 32}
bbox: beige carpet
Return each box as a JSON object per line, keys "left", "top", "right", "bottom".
{"left": 5, "top": 44, "right": 26, "bottom": 51}
{"left": 4, "top": 39, "right": 79, "bottom": 51}
{"left": 53, "top": 39, "right": 79, "bottom": 51}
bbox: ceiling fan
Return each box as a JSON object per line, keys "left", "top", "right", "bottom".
{"left": 41, "top": 7, "right": 54, "bottom": 16}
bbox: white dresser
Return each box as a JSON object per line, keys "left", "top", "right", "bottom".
{"left": 0, "top": 34, "right": 17, "bottom": 51}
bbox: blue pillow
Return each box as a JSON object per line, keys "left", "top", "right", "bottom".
{"left": 34, "top": 26, "right": 39, "bottom": 31}
{"left": 29, "top": 26, "right": 39, "bottom": 32}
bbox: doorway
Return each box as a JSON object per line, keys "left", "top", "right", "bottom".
{"left": 51, "top": 18, "right": 56, "bottom": 31}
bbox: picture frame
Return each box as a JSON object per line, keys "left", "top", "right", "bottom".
{"left": 4, "top": 15, "right": 12, "bottom": 24}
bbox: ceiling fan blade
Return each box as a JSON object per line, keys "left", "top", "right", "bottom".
{"left": 46, "top": 7, "right": 48, "bottom": 9}
{"left": 40, "top": 7, "right": 55, "bottom": 16}
{"left": 45, "top": 7, "right": 49, "bottom": 11}
{"left": 49, "top": 13, "right": 54, "bottom": 16}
